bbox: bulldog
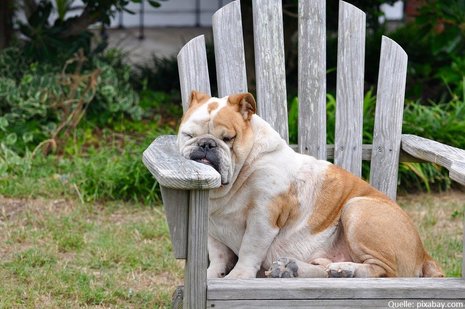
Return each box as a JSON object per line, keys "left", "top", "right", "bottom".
{"left": 177, "top": 90, "right": 443, "bottom": 279}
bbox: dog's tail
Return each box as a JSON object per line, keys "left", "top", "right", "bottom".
{"left": 422, "top": 253, "right": 444, "bottom": 277}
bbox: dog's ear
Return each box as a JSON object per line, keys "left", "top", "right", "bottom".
{"left": 189, "top": 90, "right": 210, "bottom": 108}
{"left": 227, "top": 93, "right": 256, "bottom": 121}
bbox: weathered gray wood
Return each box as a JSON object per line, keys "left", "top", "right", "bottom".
{"left": 463, "top": 215, "right": 465, "bottom": 279}
{"left": 177, "top": 35, "right": 211, "bottom": 112}
{"left": 207, "top": 299, "right": 465, "bottom": 309}
{"left": 298, "top": 0, "right": 326, "bottom": 159}
{"left": 212, "top": 0, "right": 248, "bottom": 97}
{"left": 252, "top": 0, "right": 288, "bottom": 142}
{"left": 290, "top": 144, "right": 425, "bottom": 163}
{"left": 401, "top": 134, "right": 465, "bottom": 185}
{"left": 369, "top": 36, "right": 408, "bottom": 200}
{"left": 160, "top": 187, "right": 188, "bottom": 259}
{"left": 142, "top": 135, "right": 221, "bottom": 190}
{"left": 208, "top": 278, "right": 465, "bottom": 300}
{"left": 334, "top": 1, "right": 366, "bottom": 176}
{"left": 184, "top": 190, "right": 209, "bottom": 309}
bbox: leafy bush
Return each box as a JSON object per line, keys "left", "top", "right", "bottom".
{"left": 16, "top": 0, "right": 163, "bottom": 64}
{"left": 403, "top": 93, "right": 465, "bottom": 148}
{"left": 0, "top": 48, "right": 141, "bottom": 155}
{"left": 390, "top": 0, "right": 465, "bottom": 101}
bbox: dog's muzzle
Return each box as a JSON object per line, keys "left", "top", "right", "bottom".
{"left": 190, "top": 137, "right": 222, "bottom": 174}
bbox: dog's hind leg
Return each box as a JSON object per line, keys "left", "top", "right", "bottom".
{"left": 265, "top": 257, "right": 328, "bottom": 278}
{"left": 334, "top": 197, "right": 428, "bottom": 278}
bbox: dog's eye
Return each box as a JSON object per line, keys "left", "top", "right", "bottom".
{"left": 223, "top": 135, "right": 236, "bottom": 143}
{"left": 183, "top": 132, "right": 193, "bottom": 139}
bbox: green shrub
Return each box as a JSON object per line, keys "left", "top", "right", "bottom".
{"left": 403, "top": 94, "right": 465, "bottom": 148}
{"left": 0, "top": 48, "right": 142, "bottom": 155}
{"left": 390, "top": 0, "right": 465, "bottom": 101}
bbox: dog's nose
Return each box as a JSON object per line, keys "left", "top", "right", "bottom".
{"left": 198, "top": 138, "right": 217, "bottom": 150}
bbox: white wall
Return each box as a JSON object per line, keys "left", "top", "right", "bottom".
{"left": 380, "top": 1, "right": 404, "bottom": 23}
{"left": 111, "top": 0, "right": 234, "bottom": 27}
{"left": 15, "top": 0, "right": 403, "bottom": 28}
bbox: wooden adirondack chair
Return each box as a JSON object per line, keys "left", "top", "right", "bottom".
{"left": 143, "top": 0, "right": 465, "bottom": 308}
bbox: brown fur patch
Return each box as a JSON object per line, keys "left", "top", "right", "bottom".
{"left": 211, "top": 104, "right": 251, "bottom": 144}
{"left": 180, "top": 91, "right": 211, "bottom": 125}
{"left": 268, "top": 183, "right": 300, "bottom": 229}
{"left": 309, "top": 165, "right": 390, "bottom": 234}
{"left": 227, "top": 93, "right": 256, "bottom": 120}
{"left": 208, "top": 102, "right": 219, "bottom": 114}
{"left": 422, "top": 254, "right": 444, "bottom": 277}
{"left": 213, "top": 105, "right": 241, "bottom": 131}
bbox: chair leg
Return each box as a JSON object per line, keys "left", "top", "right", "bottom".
{"left": 184, "top": 190, "right": 209, "bottom": 308}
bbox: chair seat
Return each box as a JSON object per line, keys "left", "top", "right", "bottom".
{"left": 207, "top": 278, "right": 465, "bottom": 308}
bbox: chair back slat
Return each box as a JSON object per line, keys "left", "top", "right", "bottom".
{"left": 298, "top": 0, "right": 327, "bottom": 159}
{"left": 176, "top": 0, "right": 408, "bottom": 200}
{"left": 252, "top": 0, "right": 289, "bottom": 142}
{"left": 334, "top": 1, "right": 366, "bottom": 177}
{"left": 177, "top": 35, "right": 211, "bottom": 112}
{"left": 212, "top": 0, "right": 248, "bottom": 97}
{"left": 370, "top": 36, "right": 408, "bottom": 200}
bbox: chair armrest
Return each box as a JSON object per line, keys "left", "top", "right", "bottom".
{"left": 401, "top": 134, "right": 465, "bottom": 185}
{"left": 142, "top": 135, "right": 221, "bottom": 190}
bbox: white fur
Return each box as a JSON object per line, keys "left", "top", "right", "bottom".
{"left": 179, "top": 99, "right": 332, "bottom": 278}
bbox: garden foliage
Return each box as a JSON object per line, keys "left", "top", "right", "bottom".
{"left": 391, "top": 0, "right": 465, "bottom": 102}
{"left": 0, "top": 47, "right": 141, "bottom": 155}
{"left": 1, "top": 0, "right": 465, "bottom": 203}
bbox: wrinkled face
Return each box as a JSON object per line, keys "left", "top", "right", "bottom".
{"left": 177, "top": 91, "right": 256, "bottom": 185}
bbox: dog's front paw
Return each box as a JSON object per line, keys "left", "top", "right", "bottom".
{"left": 224, "top": 266, "right": 257, "bottom": 279}
{"left": 326, "top": 262, "right": 356, "bottom": 278}
{"left": 265, "top": 257, "right": 299, "bottom": 278}
{"left": 207, "top": 265, "right": 227, "bottom": 279}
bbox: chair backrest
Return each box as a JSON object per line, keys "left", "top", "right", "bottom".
{"left": 177, "top": 0, "right": 407, "bottom": 200}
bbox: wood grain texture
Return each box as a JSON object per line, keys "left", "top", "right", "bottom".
{"left": 369, "top": 36, "right": 408, "bottom": 200}
{"left": 177, "top": 35, "right": 211, "bottom": 112}
{"left": 401, "top": 134, "right": 465, "bottom": 185}
{"left": 184, "top": 190, "right": 209, "bottom": 309}
{"left": 334, "top": 1, "right": 366, "bottom": 176}
{"left": 160, "top": 187, "right": 188, "bottom": 259}
{"left": 212, "top": 0, "right": 248, "bottom": 97}
{"left": 290, "top": 144, "right": 424, "bottom": 163}
{"left": 208, "top": 278, "right": 465, "bottom": 300}
{"left": 252, "top": 0, "right": 288, "bottom": 142}
{"left": 207, "top": 299, "right": 465, "bottom": 309}
{"left": 298, "top": 0, "right": 326, "bottom": 159}
{"left": 142, "top": 135, "right": 221, "bottom": 190}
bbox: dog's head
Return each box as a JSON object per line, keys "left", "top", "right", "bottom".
{"left": 177, "top": 91, "right": 256, "bottom": 185}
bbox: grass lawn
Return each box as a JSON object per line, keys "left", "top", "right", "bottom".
{"left": 0, "top": 198, "right": 183, "bottom": 308}
{"left": 0, "top": 191, "right": 463, "bottom": 308}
